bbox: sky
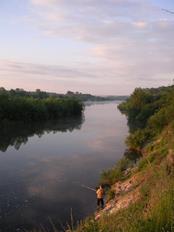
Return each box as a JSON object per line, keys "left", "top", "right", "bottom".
{"left": 0, "top": 0, "right": 174, "bottom": 95}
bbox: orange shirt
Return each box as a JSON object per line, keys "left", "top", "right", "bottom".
{"left": 96, "top": 188, "right": 104, "bottom": 199}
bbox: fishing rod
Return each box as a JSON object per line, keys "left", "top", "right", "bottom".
{"left": 81, "top": 184, "right": 96, "bottom": 192}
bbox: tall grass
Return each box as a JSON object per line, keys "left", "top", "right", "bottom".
{"left": 75, "top": 154, "right": 174, "bottom": 232}
{"left": 100, "top": 158, "right": 134, "bottom": 186}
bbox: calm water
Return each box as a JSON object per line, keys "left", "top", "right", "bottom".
{"left": 0, "top": 102, "right": 128, "bottom": 232}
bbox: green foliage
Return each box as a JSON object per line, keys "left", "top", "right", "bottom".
{"left": 0, "top": 94, "right": 83, "bottom": 122}
{"left": 148, "top": 187, "right": 174, "bottom": 232}
{"left": 100, "top": 158, "right": 133, "bottom": 185}
{"left": 148, "top": 103, "right": 174, "bottom": 134}
{"left": 126, "top": 129, "right": 151, "bottom": 149}
{"left": 27, "top": 85, "right": 174, "bottom": 232}
{"left": 0, "top": 86, "right": 128, "bottom": 102}
{"left": 76, "top": 173, "right": 174, "bottom": 232}
{"left": 118, "top": 88, "right": 159, "bottom": 130}
{"left": 74, "top": 85, "right": 174, "bottom": 232}
{"left": 119, "top": 86, "right": 174, "bottom": 149}
{"left": 76, "top": 218, "right": 100, "bottom": 232}
{"left": 124, "top": 148, "right": 142, "bottom": 162}
{"left": 106, "top": 189, "right": 116, "bottom": 201}
{"left": 137, "top": 158, "right": 149, "bottom": 171}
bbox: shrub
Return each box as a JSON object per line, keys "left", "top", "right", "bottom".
{"left": 100, "top": 158, "right": 133, "bottom": 185}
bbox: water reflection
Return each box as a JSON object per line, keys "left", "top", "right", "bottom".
{"left": 0, "top": 103, "right": 128, "bottom": 232}
{"left": 0, "top": 116, "right": 84, "bottom": 152}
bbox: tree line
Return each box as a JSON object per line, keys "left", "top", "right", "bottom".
{"left": 0, "top": 90, "right": 84, "bottom": 123}
{"left": 118, "top": 85, "right": 174, "bottom": 149}
{"left": 0, "top": 87, "right": 128, "bottom": 102}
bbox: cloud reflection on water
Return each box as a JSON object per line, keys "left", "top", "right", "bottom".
{"left": 0, "top": 103, "right": 128, "bottom": 231}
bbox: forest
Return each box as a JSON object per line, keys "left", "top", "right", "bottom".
{"left": 0, "top": 88, "right": 84, "bottom": 122}
{"left": 0, "top": 87, "right": 128, "bottom": 102}
{"left": 118, "top": 85, "right": 174, "bottom": 149}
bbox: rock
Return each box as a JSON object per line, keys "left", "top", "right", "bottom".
{"left": 95, "top": 172, "right": 144, "bottom": 219}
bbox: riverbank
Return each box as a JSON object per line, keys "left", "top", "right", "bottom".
{"left": 74, "top": 86, "right": 174, "bottom": 232}
{"left": 26, "top": 86, "right": 174, "bottom": 232}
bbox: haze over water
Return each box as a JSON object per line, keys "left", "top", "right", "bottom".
{"left": 0, "top": 102, "right": 128, "bottom": 231}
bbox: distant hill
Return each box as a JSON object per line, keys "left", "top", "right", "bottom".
{"left": 64, "top": 91, "right": 128, "bottom": 101}
{"left": 0, "top": 87, "right": 128, "bottom": 102}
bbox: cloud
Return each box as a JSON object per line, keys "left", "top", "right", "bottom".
{"left": 31, "top": 0, "right": 57, "bottom": 6}
{"left": 0, "top": 60, "right": 88, "bottom": 79}
{"left": 29, "top": 0, "right": 160, "bottom": 41}
{"left": 0, "top": 59, "right": 128, "bottom": 94}
{"left": 1, "top": 0, "right": 174, "bottom": 94}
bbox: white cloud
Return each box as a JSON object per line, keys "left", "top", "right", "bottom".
{"left": 31, "top": 0, "right": 57, "bottom": 6}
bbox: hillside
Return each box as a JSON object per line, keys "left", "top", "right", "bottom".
{"left": 0, "top": 87, "right": 128, "bottom": 102}
{"left": 75, "top": 86, "right": 174, "bottom": 232}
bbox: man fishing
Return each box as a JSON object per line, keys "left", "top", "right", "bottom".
{"left": 81, "top": 184, "right": 105, "bottom": 209}
{"left": 96, "top": 185, "right": 104, "bottom": 210}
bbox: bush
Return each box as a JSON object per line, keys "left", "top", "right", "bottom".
{"left": 119, "top": 86, "right": 174, "bottom": 149}
{"left": 126, "top": 129, "right": 151, "bottom": 150}
{"left": 100, "top": 158, "right": 133, "bottom": 185}
{"left": 0, "top": 95, "right": 83, "bottom": 122}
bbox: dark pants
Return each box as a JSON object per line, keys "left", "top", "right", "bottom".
{"left": 97, "top": 198, "right": 104, "bottom": 209}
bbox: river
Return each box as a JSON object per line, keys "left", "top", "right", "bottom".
{"left": 0, "top": 101, "right": 128, "bottom": 232}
